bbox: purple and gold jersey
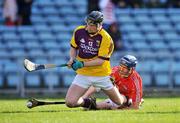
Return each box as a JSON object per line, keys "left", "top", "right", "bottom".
{"left": 70, "top": 26, "right": 114, "bottom": 76}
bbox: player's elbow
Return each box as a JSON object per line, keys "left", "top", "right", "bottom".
{"left": 97, "top": 58, "right": 105, "bottom": 65}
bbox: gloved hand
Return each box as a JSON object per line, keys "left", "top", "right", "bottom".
{"left": 71, "top": 60, "right": 84, "bottom": 71}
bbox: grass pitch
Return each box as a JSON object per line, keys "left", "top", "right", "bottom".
{"left": 0, "top": 98, "right": 179, "bottom": 123}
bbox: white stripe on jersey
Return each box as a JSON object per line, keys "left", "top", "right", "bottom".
{"left": 131, "top": 75, "right": 141, "bottom": 103}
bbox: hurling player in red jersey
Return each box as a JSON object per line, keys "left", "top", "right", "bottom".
{"left": 82, "top": 55, "right": 144, "bottom": 110}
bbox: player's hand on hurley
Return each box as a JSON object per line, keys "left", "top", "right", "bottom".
{"left": 71, "top": 60, "right": 84, "bottom": 71}
{"left": 67, "top": 58, "right": 74, "bottom": 68}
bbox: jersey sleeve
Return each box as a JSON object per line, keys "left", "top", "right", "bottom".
{"left": 110, "top": 67, "right": 119, "bottom": 85}
{"left": 70, "top": 26, "right": 84, "bottom": 49}
{"left": 70, "top": 29, "right": 78, "bottom": 48}
{"left": 139, "top": 75, "right": 143, "bottom": 99}
{"left": 131, "top": 73, "right": 143, "bottom": 107}
{"left": 70, "top": 34, "right": 77, "bottom": 48}
{"left": 128, "top": 88, "right": 136, "bottom": 99}
{"left": 98, "top": 32, "right": 114, "bottom": 60}
{"left": 111, "top": 67, "right": 117, "bottom": 75}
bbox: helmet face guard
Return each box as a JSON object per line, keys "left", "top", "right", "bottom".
{"left": 85, "top": 19, "right": 102, "bottom": 29}
{"left": 85, "top": 17, "right": 103, "bottom": 25}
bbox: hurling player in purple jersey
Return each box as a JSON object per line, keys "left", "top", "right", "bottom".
{"left": 65, "top": 11, "right": 127, "bottom": 110}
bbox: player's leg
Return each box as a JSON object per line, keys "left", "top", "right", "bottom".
{"left": 97, "top": 96, "right": 144, "bottom": 110}
{"left": 65, "top": 84, "right": 87, "bottom": 107}
{"left": 81, "top": 87, "right": 127, "bottom": 110}
{"left": 93, "top": 76, "right": 127, "bottom": 106}
{"left": 103, "top": 86, "right": 127, "bottom": 106}
{"left": 96, "top": 99, "right": 120, "bottom": 110}
{"left": 65, "top": 74, "right": 97, "bottom": 109}
{"left": 81, "top": 86, "right": 98, "bottom": 98}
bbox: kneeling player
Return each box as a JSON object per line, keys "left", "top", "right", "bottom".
{"left": 83, "top": 55, "right": 144, "bottom": 110}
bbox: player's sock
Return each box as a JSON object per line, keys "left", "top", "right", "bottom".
{"left": 82, "top": 97, "right": 97, "bottom": 110}
{"left": 83, "top": 98, "right": 91, "bottom": 108}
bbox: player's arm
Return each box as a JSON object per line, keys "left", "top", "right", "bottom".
{"left": 84, "top": 32, "right": 114, "bottom": 67}
{"left": 127, "top": 88, "right": 142, "bottom": 109}
{"left": 69, "top": 47, "right": 77, "bottom": 61}
{"left": 124, "top": 89, "right": 135, "bottom": 108}
{"left": 139, "top": 76, "right": 143, "bottom": 99}
{"left": 84, "top": 58, "right": 104, "bottom": 67}
{"left": 139, "top": 76, "right": 144, "bottom": 107}
{"left": 67, "top": 47, "right": 77, "bottom": 67}
{"left": 71, "top": 54, "right": 105, "bottom": 70}
{"left": 110, "top": 67, "right": 119, "bottom": 82}
{"left": 98, "top": 33, "right": 114, "bottom": 62}
{"left": 68, "top": 27, "right": 79, "bottom": 67}
{"left": 84, "top": 36, "right": 113, "bottom": 67}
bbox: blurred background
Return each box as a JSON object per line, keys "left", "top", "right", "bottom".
{"left": 0, "top": 0, "right": 180, "bottom": 97}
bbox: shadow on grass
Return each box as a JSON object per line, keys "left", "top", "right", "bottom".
{"left": 0, "top": 109, "right": 83, "bottom": 114}
{"left": 131, "top": 111, "right": 180, "bottom": 114}
{"left": 1, "top": 110, "right": 180, "bottom": 114}
{"left": 146, "top": 111, "right": 180, "bottom": 114}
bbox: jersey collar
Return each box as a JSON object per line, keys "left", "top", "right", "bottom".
{"left": 85, "top": 26, "right": 102, "bottom": 37}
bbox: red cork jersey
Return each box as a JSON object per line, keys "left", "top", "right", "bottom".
{"left": 111, "top": 66, "right": 143, "bottom": 107}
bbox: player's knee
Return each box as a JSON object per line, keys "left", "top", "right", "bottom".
{"left": 65, "top": 100, "right": 77, "bottom": 108}
{"left": 111, "top": 96, "right": 126, "bottom": 106}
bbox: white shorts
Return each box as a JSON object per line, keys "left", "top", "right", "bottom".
{"left": 72, "top": 74, "right": 114, "bottom": 90}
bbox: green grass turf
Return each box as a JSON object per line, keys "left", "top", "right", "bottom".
{"left": 0, "top": 98, "right": 179, "bottom": 123}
